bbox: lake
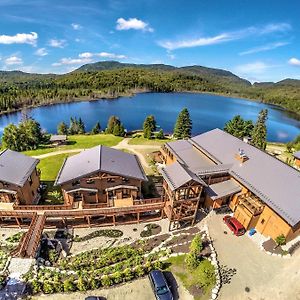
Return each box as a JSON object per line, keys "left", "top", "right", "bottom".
{"left": 0, "top": 92, "right": 299, "bottom": 142}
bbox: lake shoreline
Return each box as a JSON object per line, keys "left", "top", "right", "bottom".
{"left": 0, "top": 89, "right": 299, "bottom": 120}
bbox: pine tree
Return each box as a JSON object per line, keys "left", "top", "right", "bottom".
{"left": 156, "top": 129, "right": 164, "bottom": 139}
{"left": 106, "top": 116, "right": 118, "bottom": 134}
{"left": 143, "top": 115, "right": 156, "bottom": 139}
{"left": 91, "top": 122, "right": 101, "bottom": 134}
{"left": 57, "top": 122, "right": 68, "bottom": 135}
{"left": 173, "top": 108, "right": 192, "bottom": 139}
{"left": 252, "top": 109, "right": 268, "bottom": 150}
{"left": 224, "top": 115, "right": 254, "bottom": 139}
{"left": 78, "top": 117, "right": 85, "bottom": 134}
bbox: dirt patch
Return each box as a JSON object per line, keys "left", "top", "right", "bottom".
{"left": 165, "top": 234, "right": 194, "bottom": 247}
{"left": 140, "top": 224, "right": 161, "bottom": 238}
{"left": 172, "top": 243, "right": 190, "bottom": 253}
{"left": 177, "top": 227, "right": 200, "bottom": 235}
{"left": 132, "top": 234, "right": 170, "bottom": 252}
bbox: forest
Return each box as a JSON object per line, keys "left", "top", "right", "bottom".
{"left": 0, "top": 62, "right": 300, "bottom": 115}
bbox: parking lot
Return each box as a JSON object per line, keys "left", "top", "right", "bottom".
{"left": 208, "top": 213, "right": 300, "bottom": 300}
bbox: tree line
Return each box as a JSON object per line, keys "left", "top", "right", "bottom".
{"left": 0, "top": 68, "right": 299, "bottom": 116}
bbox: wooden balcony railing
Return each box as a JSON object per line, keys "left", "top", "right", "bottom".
{"left": 13, "top": 204, "right": 72, "bottom": 211}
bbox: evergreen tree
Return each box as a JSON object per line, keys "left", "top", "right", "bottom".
{"left": 252, "top": 109, "right": 268, "bottom": 150}
{"left": 2, "top": 124, "right": 20, "bottom": 151}
{"left": 224, "top": 115, "right": 254, "bottom": 139}
{"left": 143, "top": 115, "right": 156, "bottom": 139}
{"left": 57, "top": 122, "right": 68, "bottom": 135}
{"left": 173, "top": 108, "right": 192, "bottom": 139}
{"left": 156, "top": 129, "right": 164, "bottom": 139}
{"left": 91, "top": 122, "right": 101, "bottom": 134}
{"left": 78, "top": 117, "right": 85, "bottom": 134}
{"left": 106, "top": 116, "right": 118, "bottom": 134}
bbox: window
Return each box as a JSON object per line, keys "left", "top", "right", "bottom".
{"left": 86, "top": 179, "right": 95, "bottom": 184}
{"left": 107, "top": 178, "right": 115, "bottom": 183}
{"left": 261, "top": 219, "right": 265, "bottom": 225}
{"left": 122, "top": 177, "right": 129, "bottom": 182}
{"left": 88, "top": 192, "right": 96, "bottom": 196}
{"left": 72, "top": 180, "right": 80, "bottom": 186}
{"left": 29, "top": 175, "right": 33, "bottom": 186}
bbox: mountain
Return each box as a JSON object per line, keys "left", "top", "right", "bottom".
{"left": 0, "top": 61, "right": 299, "bottom": 116}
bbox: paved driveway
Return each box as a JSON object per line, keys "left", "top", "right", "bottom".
{"left": 207, "top": 213, "right": 300, "bottom": 300}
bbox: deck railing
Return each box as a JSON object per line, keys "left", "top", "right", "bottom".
{"left": 13, "top": 204, "right": 72, "bottom": 211}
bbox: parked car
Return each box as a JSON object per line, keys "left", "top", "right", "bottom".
{"left": 149, "top": 270, "right": 173, "bottom": 300}
{"left": 223, "top": 215, "right": 246, "bottom": 236}
{"left": 85, "top": 297, "right": 106, "bottom": 300}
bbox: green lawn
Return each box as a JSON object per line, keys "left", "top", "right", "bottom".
{"left": 38, "top": 153, "right": 79, "bottom": 182}
{"left": 23, "top": 134, "right": 123, "bottom": 156}
{"left": 128, "top": 135, "right": 172, "bottom": 145}
{"left": 167, "top": 255, "right": 215, "bottom": 300}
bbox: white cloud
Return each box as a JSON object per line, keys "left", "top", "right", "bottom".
{"left": 53, "top": 51, "right": 127, "bottom": 67}
{"left": 235, "top": 61, "right": 270, "bottom": 75}
{"left": 79, "top": 52, "right": 126, "bottom": 59}
{"left": 239, "top": 42, "right": 289, "bottom": 55}
{"left": 0, "top": 32, "right": 37, "bottom": 46}
{"left": 4, "top": 55, "right": 23, "bottom": 65}
{"left": 52, "top": 57, "right": 92, "bottom": 66}
{"left": 116, "top": 18, "right": 153, "bottom": 32}
{"left": 288, "top": 57, "right": 300, "bottom": 67}
{"left": 35, "top": 47, "right": 48, "bottom": 56}
{"left": 48, "top": 39, "right": 66, "bottom": 48}
{"left": 158, "top": 22, "right": 291, "bottom": 50}
{"left": 71, "top": 23, "right": 82, "bottom": 30}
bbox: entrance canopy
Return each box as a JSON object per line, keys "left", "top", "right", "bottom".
{"left": 205, "top": 179, "right": 241, "bottom": 201}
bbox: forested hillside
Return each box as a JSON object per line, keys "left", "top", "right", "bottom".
{"left": 0, "top": 61, "right": 299, "bottom": 115}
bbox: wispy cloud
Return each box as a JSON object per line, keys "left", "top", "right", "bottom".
{"left": 0, "top": 32, "right": 37, "bottom": 46}
{"left": 53, "top": 51, "right": 127, "bottom": 66}
{"left": 35, "top": 47, "right": 48, "bottom": 56}
{"left": 158, "top": 22, "right": 291, "bottom": 50}
{"left": 4, "top": 55, "right": 23, "bottom": 65}
{"left": 48, "top": 39, "right": 66, "bottom": 48}
{"left": 288, "top": 57, "right": 300, "bottom": 67}
{"left": 239, "top": 42, "right": 289, "bottom": 55}
{"left": 235, "top": 61, "right": 270, "bottom": 75}
{"left": 116, "top": 18, "right": 153, "bottom": 32}
{"left": 71, "top": 23, "right": 82, "bottom": 30}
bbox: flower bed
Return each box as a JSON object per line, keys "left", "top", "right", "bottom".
{"left": 0, "top": 250, "right": 8, "bottom": 271}
{"left": 73, "top": 229, "right": 123, "bottom": 242}
{"left": 140, "top": 224, "right": 161, "bottom": 237}
{"left": 5, "top": 232, "right": 24, "bottom": 243}
{"left": 23, "top": 243, "right": 168, "bottom": 295}
{"left": 164, "top": 234, "right": 195, "bottom": 247}
{"left": 131, "top": 234, "right": 170, "bottom": 252}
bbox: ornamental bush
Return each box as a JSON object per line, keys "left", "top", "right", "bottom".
{"left": 31, "top": 279, "right": 42, "bottom": 294}
{"left": 190, "top": 234, "right": 203, "bottom": 253}
{"left": 43, "top": 281, "right": 55, "bottom": 294}
{"left": 63, "top": 278, "right": 76, "bottom": 292}
{"left": 185, "top": 250, "right": 201, "bottom": 270}
{"left": 77, "top": 276, "right": 89, "bottom": 291}
{"left": 112, "top": 271, "right": 123, "bottom": 284}
{"left": 101, "top": 275, "right": 113, "bottom": 287}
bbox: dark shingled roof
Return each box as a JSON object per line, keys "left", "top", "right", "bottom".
{"left": 191, "top": 128, "right": 300, "bottom": 227}
{"left": 160, "top": 161, "right": 207, "bottom": 191}
{"left": 55, "top": 145, "right": 148, "bottom": 185}
{"left": 0, "top": 149, "right": 39, "bottom": 187}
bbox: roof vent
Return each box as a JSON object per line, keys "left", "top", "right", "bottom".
{"left": 235, "top": 148, "right": 249, "bottom": 163}
{"left": 243, "top": 136, "right": 252, "bottom": 144}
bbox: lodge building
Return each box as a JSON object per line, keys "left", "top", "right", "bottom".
{"left": 160, "top": 128, "right": 300, "bottom": 242}
{"left": 54, "top": 145, "right": 148, "bottom": 208}
{"left": 0, "top": 149, "right": 40, "bottom": 207}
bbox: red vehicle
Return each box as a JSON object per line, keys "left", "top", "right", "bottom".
{"left": 223, "top": 215, "right": 245, "bottom": 236}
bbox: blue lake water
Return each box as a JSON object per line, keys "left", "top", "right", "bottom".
{"left": 0, "top": 92, "right": 299, "bottom": 142}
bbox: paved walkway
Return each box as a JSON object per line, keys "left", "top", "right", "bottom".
{"left": 32, "top": 138, "right": 161, "bottom": 170}
{"left": 207, "top": 213, "right": 300, "bottom": 300}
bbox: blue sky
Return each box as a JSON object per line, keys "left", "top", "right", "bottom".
{"left": 0, "top": 0, "right": 300, "bottom": 82}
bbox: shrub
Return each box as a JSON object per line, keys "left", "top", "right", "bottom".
{"left": 195, "top": 260, "right": 216, "bottom": 288}
{"left": 63, "top": 278, "right": 76, "bottom": 292}
{"left": 53, "top": 280, "right": 63, "bottom": 293}
{"left": 140, "top": 224, "right": 161, "bottom": 237}
{"left": 77, "top": 276, "right": 88, "bottom": 291}
{"left": 135, "top": 265, "right": 145, "bottom": 277}
{"left": 112, "top": 271, "right": 123, "bottom": 284}
{"left": 275, "top": 234, "right": 286, "bottom": 246}
{"left": 31, "top": 279, "right": 42, "bottom": 294}
{"left": 190, "top": 234, "right": 203, "bottom": 253}
{"left": 185, "top": 251, "right": 201, "bottom": 270}
{"left": 48, "top": 249, "right": 59, "bottom": 264}
{"left": 101, "top": 275, "right": 113, "bottom": 287}
{"left": 123, "top": 268, "right": 134, "bottom": 281}
{"left": 43, "top": 281, "right": 55, "bottom": 294}
{"left": 5, "top": 232, "right": 24, "bottom": 243}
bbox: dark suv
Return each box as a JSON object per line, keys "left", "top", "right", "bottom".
{"left": 149, "top": 270, "right": 173, "bottom": 300}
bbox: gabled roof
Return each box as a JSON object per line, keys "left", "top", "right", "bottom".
{"left": 160, "top": 161, "right": 207, "bottom": 191}
{"left": 0, "top": 149, "right": 39, "bottom": 187}
{"left": 293, "top": 150, "right": 300, "bottom": 160}
{"left": 50, "top": 135, "right": 67, "bottom": 142}
{"left": 55, "top": 145, "right": 148, "bottom": 185}
{"left": 205, "top": 179, "right": 242, "bottom": 201}
{"left": 191, "top": 128, "right": 300, "bottom": 227}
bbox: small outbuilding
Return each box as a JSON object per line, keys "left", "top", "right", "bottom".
{"left": 50, "top": 135, "right": 67, "bottom": 146}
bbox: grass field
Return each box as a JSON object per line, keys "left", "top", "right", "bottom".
{"left": 23, "top": 134, "right": 123, "bottom": 156}
{"left": 128, "top": 134, "right": 172, "bottom": 145}
{"left": 167, "top": 255, "right": 215, "bottom": 300}
{"left": 266, "top": 142, "right": 294, "bottom": 165}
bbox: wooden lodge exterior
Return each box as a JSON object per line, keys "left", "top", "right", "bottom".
{"left": 160, "top": 129, "right": 300, "bottom": 242}
{"left": 293, "top": 150, "right": 300, "bottom": 168}
{"left": 0, "top": 149, "right": 40, "bottom": 206}
{"left": 55, "top": 145, "right": 149, "bottom": 209}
